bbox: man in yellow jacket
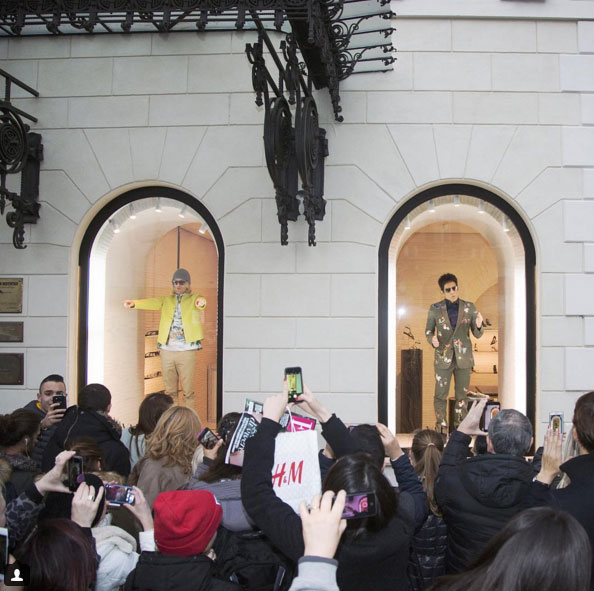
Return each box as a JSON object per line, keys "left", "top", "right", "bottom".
{"left": 124, "top": 268, "right": 206, "bottom": 409}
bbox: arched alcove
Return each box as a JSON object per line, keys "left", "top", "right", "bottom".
{"left": 378, "top": 184, "right": 536, "bottom": 433}
{"left": 78, "top": 187, "right": 224, "bottom": 427}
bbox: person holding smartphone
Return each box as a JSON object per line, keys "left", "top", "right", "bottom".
{"left": 22, "top": 374, "right": 68, "bottom": 469}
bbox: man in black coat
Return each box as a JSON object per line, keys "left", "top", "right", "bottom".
{"left": 434, "top": 398, "right": 533, "bottom": 573}
{"left": 42, "top": 383, "right": 130, "bottom": 477}
{"left": 529, "top": 390, "right": 594, "bottom": 591}
{"left": 23, "top": 374, "right": 67, "bottom": 468}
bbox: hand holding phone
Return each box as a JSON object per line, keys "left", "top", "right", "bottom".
{"left": 480, "top": 402, "right": 501, "bottom": 431}
{"left": 105, "top": 484, "right": 135, "bottom": 506}
{"left": 197, "top": 427, "right": 221, "bottom": 450}
{"left": 52, "top": 394, "right": 67, "bottom": 411}
{"left": 284, "top": 367, "right": 303, "bottom": 403}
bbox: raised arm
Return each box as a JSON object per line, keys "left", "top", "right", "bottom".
{"left": 123, "top": 297, "right": 165, "bottom": 311}
{"left": 241, "top": 390, "right": 305, "bottom": 562}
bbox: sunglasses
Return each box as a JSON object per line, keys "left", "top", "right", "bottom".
{"left": 444, "top": 286, "right": 458, "bottom": 293}
{"left": 172, "top": 280, "right": 187, "bottom": 286}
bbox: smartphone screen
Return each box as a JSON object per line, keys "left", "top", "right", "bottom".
{"left": 0, "top": 527, "right": 7, "bottom": 581}
{"left": 285, "top": 367, "right": 303, "bottom": 403}
{"left": 198, "top": 427, "right": 221, "bottom": 450}
{"left": 67, "top": 455, "right": 84, "bottom": 491}
{"left": 483, "top": 402, "right": 501, "bottom": 431}
{"left": 341, "top": 492, "right": 377, "bottom": 520}
{"left": 105, "top": 484, "right": 135, "bottom": 506}
{"left": 549, "top": 412, "right": 564, "bottom": 433}
{"left": 52, "top": 394, "right": 67, "bottom": 410}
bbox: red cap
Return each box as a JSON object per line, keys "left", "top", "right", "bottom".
{"left": 154, "top": 490, "right": 222, "bottom": 556}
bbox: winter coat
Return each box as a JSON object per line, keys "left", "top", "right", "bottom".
{"left": 124, "top": 552, "right": 239, "bottom": 591}
{"left": 527, "top": 453, "right": 594, "bottom": 591}
{"left": 288, "top": 558, "right": 339, "bottom": 591}
{"left": 407, "top": 513, "right": 447, "bottom": 591}
{"left": 135, "top": 456, "right": 192, "bottom": 508}
{"left": 42, "top": 406, "right": 131, "bottom": 477}
{"left": 241, "top": 418, "right": 426, "bottom": 591}
{"left": 0, "top": 452, "right": 39, "bottom": 498}
{"left": 23, "top": 400, "right": 59, "bottom": 469}
{"left": 434, "top": 430, "right": 533, "bottom": 573}
{"left": 186, "top": 462, "right": 254, "bottom": 532}
{"left": 5, "top": 482, "right": 46, "bottom": 549}
{"left": 92, "top": 515, "right": 155, "bottom": 591}
{"left": 120, "top": 429, "right": 146, "bottom": 470}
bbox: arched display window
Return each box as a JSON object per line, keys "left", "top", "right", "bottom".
{"left": 378, "top": 184, "right": 536, "bottom": 434}
{"left": 78, "top": 187, "right": 224, "bottom": 427}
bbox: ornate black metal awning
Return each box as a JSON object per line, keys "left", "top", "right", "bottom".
{"left": 0, "top": 1, "right": 396, "bottom": 246}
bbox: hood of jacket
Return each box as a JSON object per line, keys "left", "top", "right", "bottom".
{"left": 458, "top": 454, "right": 533, "bottom": 509}
{"left": 23, "top": 400, "right": 46, "bottom": 418}
{"left": 93, "top": 524, "right": 137, "bottom": 556}
{"left": 55, "top": 406, "right": 123, "bottom": 447}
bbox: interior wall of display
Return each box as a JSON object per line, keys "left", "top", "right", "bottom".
{"left": 396, "top": 225, "right": 499, "bottom": 430}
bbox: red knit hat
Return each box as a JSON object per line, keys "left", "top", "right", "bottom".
{"left": 154, "top": 490, "right": 222, "bottom": 556}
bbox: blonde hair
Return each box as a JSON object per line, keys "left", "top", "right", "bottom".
{"left": 145, "top": 406, "right": 201, "bottom": 472}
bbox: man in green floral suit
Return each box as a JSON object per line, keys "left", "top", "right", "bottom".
{"left": 425, "top": 273, "right": 484, "bottom": 428}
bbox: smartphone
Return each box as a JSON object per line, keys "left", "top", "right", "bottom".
{"left": 285, "top": 367, "right": 303, "bottom": 403}
{"left": 0, "top": 527, "right": 7, "bottom": 581}
{"left": 105, "top": 484, "right": 135, "bottom": 506}
{"left": 52, "top": 394, "right": 67, "bottom": 410}
{"left": 197, "top": 427, "right": 221, "bottom": 450}
{"left": 67, "top": 455, "right": 84, "bottom": 492}
{"left": 549, "top": 412, "right": 564, "bottom": 433}
{"left": 481, "top": 402, "right": 501, "bottom": 431}
{"left": 342, "top": 492, "right": 377, "bottom": 520}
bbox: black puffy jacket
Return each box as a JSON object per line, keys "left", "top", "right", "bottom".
{"left": 408, "top": 512, "right": 447, "bottom": 591}
{"left": 434, "top": 431, "right": 532, "bottom": 574}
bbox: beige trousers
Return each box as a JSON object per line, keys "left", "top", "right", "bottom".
{"left": 160, "top": 349, "right": 196, "bottom": 408}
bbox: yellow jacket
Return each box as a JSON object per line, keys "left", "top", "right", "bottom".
{"left": 133, "top": 294, "right": 206, "bottom": 346}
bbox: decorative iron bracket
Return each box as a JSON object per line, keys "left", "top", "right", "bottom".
{"left": 0, "top": 69, "right": 43, "bottom": 249}
{"left": 247, "top": 19, "right": 328, "bottom": 246}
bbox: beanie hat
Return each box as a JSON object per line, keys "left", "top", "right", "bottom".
{"left": 154, "top": 490, "right": 222, "bottom": 556}
{"left": 172, "top": 268, "right": 191, "bottom": 284}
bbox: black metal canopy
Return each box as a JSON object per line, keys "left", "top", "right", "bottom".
{"left": 0, "top": 1, "right": 395, "bottom": 122}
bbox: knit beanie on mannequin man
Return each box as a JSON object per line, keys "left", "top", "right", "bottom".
{"left": 172, "top": 269, "right": 191, "bottom": 284}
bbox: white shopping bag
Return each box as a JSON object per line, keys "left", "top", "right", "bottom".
{"left": 272, "top": 430, "right": 321, "bottom": 512}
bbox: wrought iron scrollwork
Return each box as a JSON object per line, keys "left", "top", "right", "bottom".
{"left": 0, "top": 70, "right": 43, "bottom": 249}
{"left": 248, "top": 21, "right": 328, "bottom": 246}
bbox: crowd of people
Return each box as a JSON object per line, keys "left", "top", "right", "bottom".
{"left": 0, "top": 372, "right": 592, "bottom": 591}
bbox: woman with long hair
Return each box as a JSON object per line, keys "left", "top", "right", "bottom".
{"left": 241, "top": 389, "right": 426, "bottom": 591}
{"left": 121, "top": 393, "right": 173, "bottom": 468}
{"left": 0, "top": 409, "right": 42, "bottom": 499}
{"left": 408, "top": 429, "right": 447, "bottom": 590}
{"left": 428, "top": 506, "right": 591, "bottom": 591}
{"left": 23, "top": 518, "right": 99, "bottom": 591}
{"left": 186, "top": 412, "right": 254, "bottom": 532}
{"left": 135, "top": 405, "right": 201, "bottom": 507}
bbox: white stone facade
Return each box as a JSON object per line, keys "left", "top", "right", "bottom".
{"left": 1, "top": 2, "right": 593, "bottom": 434}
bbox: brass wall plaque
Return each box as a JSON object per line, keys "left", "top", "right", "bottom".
{"left": 0, "top": 322, "right": 24, "bottom": 343}
{"left": 0, "top": 279, "right": 23, "bottom": 314}
{"left": 0, "top": 353, "right": 24, "bottom": 385}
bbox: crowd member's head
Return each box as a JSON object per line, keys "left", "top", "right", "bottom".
{"left": 429, "top": 507, "right": 592, "bottom": 591}
{"left": 66, "top": 436, "right": 103, "bottom": 472}
{"left": 78, "top": 383, "right": 112, "bottom": 413}
{"left": 38, "top": 374, "right": 67, "bottom": 414}
{"left": 154, "top": 490, "right": 221, "bottom": 556}
{"left": 131, "top": 393, "right": 174, "bottom": 438}
{"left": 349, "top": 425, "right": 385, "bottom": 470}
{"left": 199, "top": 412, "right": 242, "bottom": 484}
{"left": 411, "top": 429, "right": 444, "bottom": 516}
{"left": 0, "top": 409, "right": 41, "bottom": 456}
{"left": 172, "top": 268, "right": 191, "bottom": 295}
{"left": 323, "top": 453, "right": 397, "bottom": 542}
{"left": 25, "top": 518, "right": 99, "bottom": 591}
{"left": 572, "top": 390, "right": 594, "bottom": 454}
{"left": 487, "top": 409, "right": 533, "bottom": 456}
{"left": 146, "top": 406, "right": 201, "bottom": 472}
